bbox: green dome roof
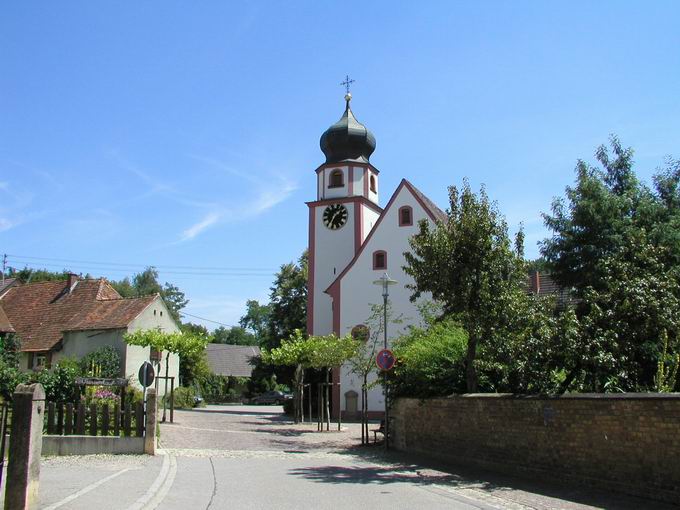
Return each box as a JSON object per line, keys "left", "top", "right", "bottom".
{"left": 320, "top": 95, "right": 376, "bottom": 164}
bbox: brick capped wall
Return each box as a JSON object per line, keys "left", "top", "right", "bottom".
{"left": 392, "top": 394, "right": 680, "bottom": 504}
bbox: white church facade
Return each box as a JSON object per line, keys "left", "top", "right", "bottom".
{"left": 307, "top": 93, "right": 446, "bottom": 418}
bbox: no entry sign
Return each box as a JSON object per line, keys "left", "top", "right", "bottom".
{"left": 376, "top": 349, "right": 396, "bottom": 371}
{"left": 139, "top": 361, "right": 155, "bottom": 388}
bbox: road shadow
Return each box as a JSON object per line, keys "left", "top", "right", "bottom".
{"left": 288, "top": 449, "right": 678, "bottom": 510}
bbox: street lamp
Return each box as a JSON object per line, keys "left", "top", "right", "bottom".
{"left": 372, "top": 272, "right": 397, "bottom": 449}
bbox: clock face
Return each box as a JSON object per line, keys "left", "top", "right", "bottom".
{"left": 323, "top": 203, "right": 348, "bottom": 230}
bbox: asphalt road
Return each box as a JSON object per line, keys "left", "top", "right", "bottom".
{"left": 9, "top": 405, "right": 675, "bottom": 510}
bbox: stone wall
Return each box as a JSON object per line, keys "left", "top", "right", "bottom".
{"left": 391, "top": 394, "right": 680, "bottom": 504}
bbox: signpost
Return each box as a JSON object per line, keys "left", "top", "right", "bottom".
{"left": 139, "top": 361, "right": 155, "bottom": 417}
{"left": 139, "top": 362, "right": 155, "bottom": 388}
{"left": 376, "top": 349, "right": 396, "bottom": 372}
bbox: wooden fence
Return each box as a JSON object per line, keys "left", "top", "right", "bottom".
{"left": 44, "top": 402, "right": 145, "bottom": 438}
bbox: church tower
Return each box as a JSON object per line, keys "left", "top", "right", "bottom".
{"left": 307, "top": 93, "right": 383, "bottom": 335}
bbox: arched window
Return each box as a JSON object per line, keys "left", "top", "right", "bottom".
{"left": 399, "top": 206, "right": 413, "bottom": 226}
{"left": 329, "top": 169, "right": 344, "bottom": 188}
{"left": 373, "top": 250, "right": 387, "bottom": 270}
{"left": 369, "top": 174, "right": 377, "bottom": 193}
{"left": 351, "top": 324, "right": 370, "bottom": 343}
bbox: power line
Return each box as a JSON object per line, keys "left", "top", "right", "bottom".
{"left": 179, "top": 311, "right": 238, "bottom": 328}
{"left": 6, "top": 254, "right": 276, "bottom": 272}
{"left": 7, "top": 258, "right": 275, "bottom": 277}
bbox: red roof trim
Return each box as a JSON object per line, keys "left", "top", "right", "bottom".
{"left": 324, "top": 179, "right": 443, "bottom": 295}
{"left": 315, "top": 161, "right": 380, "bottom": 175}
{"left": 306, "top": 195, "right": 383, "bottom": 215}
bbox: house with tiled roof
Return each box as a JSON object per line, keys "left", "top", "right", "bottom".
{"left": 0, "top": 274, "right": 180, "bottom": 392}
{"left": 205, "top": 344, "right": 261, "bottom": 378}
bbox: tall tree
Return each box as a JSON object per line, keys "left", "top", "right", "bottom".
{"left": 404, "top": 180, "right": 528, "bottom": 392}
{"left": 239, "top": 300, "right": 271, "bottom": 342}
{"left": 541, "top": 137, "right": 680, "bottom": 391}
{"left": 213, "top": 326, "right": 257, "bottom": 346}
{"left": 265, "top": 251, "right": 308, "bottom": 351}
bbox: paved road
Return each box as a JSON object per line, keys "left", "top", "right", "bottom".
{"left": 10, "top": 405, "right": 675, "bottom": 509}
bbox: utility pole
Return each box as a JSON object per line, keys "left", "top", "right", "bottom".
{"left": 2, "top": 254, "right": 6, "bottom": 286}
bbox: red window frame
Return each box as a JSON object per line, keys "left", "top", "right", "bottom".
{"left": 399, "top": 206, "right": 413, "bottom": 226}
{"left": 373, "top": 250, "right": 387, "bottom": 270}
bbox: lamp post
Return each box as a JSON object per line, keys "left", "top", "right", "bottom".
{"left": 373, "top": 272, "right": 397, "bottom": 449}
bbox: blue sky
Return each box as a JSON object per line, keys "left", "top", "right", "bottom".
{"left": 2, "top": 2, "right": 679, "bottom": 329}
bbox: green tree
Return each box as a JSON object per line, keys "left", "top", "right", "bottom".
{"left": 541, "top": 137, "right": 680, "bottom": 391}
{"left": 239, "top": 300, "right": 271, "bottom": 342}
{"left": 404, "top": 180, "right": 528, "bottom": 392}
{"left": 346, "top": 304, "right": 393, "bottom": 444}
{"left": 265, "top": 252, "right": 308, "bottom": 351}
{"left": 0, "top": 334, "right": 27, "bottom": 401}
{"left": 181, "top": 322, "right": 210, "bottom": 337}
{"left": 262, "top": 330, "right": 357, "bottom": 426}
{"left": 213, "top": 326, "right": 257, "bottom": 346}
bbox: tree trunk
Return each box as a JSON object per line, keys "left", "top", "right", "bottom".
{"left": 465, "top": 336, "right": 478, "bottom": 393}
{"left": 362, "top": 376, "right": 368, "bottom": 445}
{"left": 163, "top": 351, "right": 170, "bottom": 422}
{"left": 325, "top": 368, "right": 330, "bottom": 431}
{"left": 294, "top": 364, "right": 303, "bottom": 424}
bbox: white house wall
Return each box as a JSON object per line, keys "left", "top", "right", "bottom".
{"left": 57, "top": 329, "right": 127, "bottom": 367}
{"left": 312, "top": 201, "right": 357, "bottom": 336}
{"left": 337, "top": 184, "right": 434, "bottom": 413}
{"left": 126, "top": 297, "right": 180, "bottom": 395}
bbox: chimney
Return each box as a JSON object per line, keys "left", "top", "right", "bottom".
{"left": 530, "top": 271, "right": 541, "bottom": 294}
{"left": 67, "top": 273, "right": 79, "bottom": 293}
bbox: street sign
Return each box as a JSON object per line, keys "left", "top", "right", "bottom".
{"left": 376, "top": 349, "right": 396, "bottom": 371}
{"left": 138, "top": 361, "right": 155, "bottom": 388}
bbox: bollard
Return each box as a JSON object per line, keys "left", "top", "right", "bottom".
{"left": 144, "top": 388, "right": 157, "bottom": 455}
{"left": 5, "top": 383, "right": 45, "bottom": 510}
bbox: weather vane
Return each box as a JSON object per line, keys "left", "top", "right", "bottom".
{"left": 340, "top": 75, "right": 355, "bottom": 95}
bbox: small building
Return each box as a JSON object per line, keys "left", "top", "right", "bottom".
{"left": 205, "top": 343, "right": 260, "bottom": 378}
{"left": 0, "top": 274, "right": 180, "bottom": 392}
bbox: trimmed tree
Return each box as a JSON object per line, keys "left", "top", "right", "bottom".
{"left": 124, "top": 329, "right": 208, "bottom": 419}
{"left": 262, "top": 330, "right": 357, "bottom": 427}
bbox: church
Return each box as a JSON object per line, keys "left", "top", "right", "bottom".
{"left": 306, "top": 92, "right": 446, "bottom": 418}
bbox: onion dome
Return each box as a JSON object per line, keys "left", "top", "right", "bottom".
{"left": 320, "top": 93, "right": 376, "bottom": 164}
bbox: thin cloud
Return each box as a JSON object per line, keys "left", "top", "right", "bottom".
{"left": 0, "top": 218, "right": 15, "bottom": 232}
{"left": 180, "top": 211, "right": 223, "bottom": 242}
{"left": 248, "top": 181, "right": 298, "bottom": 216}
{"left": 110, "top": 151, "right": 298, "bottom": 244}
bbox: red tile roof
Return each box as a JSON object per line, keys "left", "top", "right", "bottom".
{"left": 0, "top": 305, "right": 14, "bottom": 333}
{"left": 0, "top": 279, "right": 159, "bottom": 352}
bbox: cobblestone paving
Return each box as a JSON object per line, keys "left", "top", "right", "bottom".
{"left": 159, "top": 405, "right": 367, "bottom": 452}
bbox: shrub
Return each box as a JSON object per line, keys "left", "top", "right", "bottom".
{"left": 390, "top": 318, "right": 468, "bottom": 398}
{"left": 34, "top": 359, "right": 80, "bottom": 403}
{"left": 124, "top": 386, "right": 144, "bottom": 406}
{"left": 169, "top": 386, "right": 198, "bottom": 409}
{"left": 80, "top": 346, "right": 121, "bottom": 378}
{"left": 198, "top": 374, "right": 248, "bottom": 403}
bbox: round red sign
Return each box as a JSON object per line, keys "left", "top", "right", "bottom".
{"left": 376, "top": 349, "right": 396, "bottom": 371}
